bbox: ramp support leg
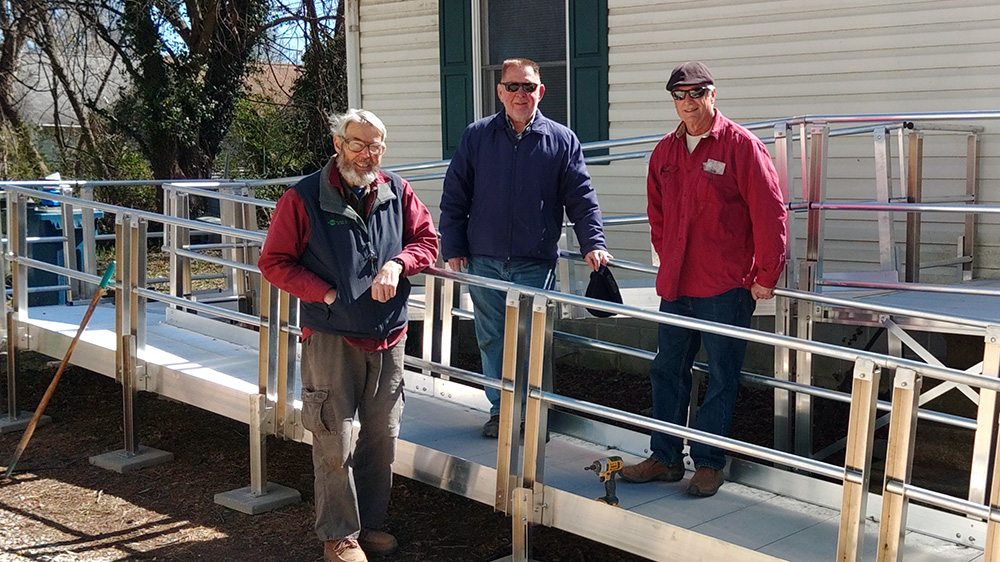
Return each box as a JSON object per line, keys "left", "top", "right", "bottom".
{"left": 214, "top": 393, "right": 300, "bottom": 515}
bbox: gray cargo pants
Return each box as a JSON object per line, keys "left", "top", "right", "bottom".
{"left": 300, "top": 331, "right": 405, "bottom": 541}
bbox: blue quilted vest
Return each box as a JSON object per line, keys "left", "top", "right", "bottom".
{"left": 293, "top": 161, "right": 409, "bottom": 339}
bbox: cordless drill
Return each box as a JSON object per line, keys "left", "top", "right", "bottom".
{"left": 584, "top": 456, "right": 624, "bottom": 506}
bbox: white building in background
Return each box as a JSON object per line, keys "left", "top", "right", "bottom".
{"left": 343, "top": 0, "right": 1000, "bottom": 282}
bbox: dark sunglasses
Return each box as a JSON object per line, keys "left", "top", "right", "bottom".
{"left": 501, "top": 82, "right": 540, "bottom": 93}
{"left": 669, "top": 85, "right": 714, "bottom": 101}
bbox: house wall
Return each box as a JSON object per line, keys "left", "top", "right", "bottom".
{"left": 355, "top": 0, "right": 1000, "bottom": 282}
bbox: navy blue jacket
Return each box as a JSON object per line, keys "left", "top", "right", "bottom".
{"left": 439, "top": 109, "right": 606, "bottom": 262}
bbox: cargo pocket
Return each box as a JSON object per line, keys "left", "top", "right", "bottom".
{"left": 301, "top": 389, "right": 331, "bottom": 434}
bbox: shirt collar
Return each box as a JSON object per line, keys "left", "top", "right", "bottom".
{"left": 506, "top": 112, "right": 536, "bottom": 138}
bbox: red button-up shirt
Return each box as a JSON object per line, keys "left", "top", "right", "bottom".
{"left": 646, "top": 111, "right": 787, "bottom": 301}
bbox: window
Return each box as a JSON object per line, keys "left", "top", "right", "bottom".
{"left": 439, "top": 0, "right": 608, "bottom": 158}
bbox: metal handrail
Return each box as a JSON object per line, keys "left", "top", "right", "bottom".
{"left": 1, "top": 185, "right": 267, "bottom": 243}
{"left": 426, "top": 267, "right": 1000, "bottom": 391}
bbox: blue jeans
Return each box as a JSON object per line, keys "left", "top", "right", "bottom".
{"left": 467, "top": 257, "right": 556, "bottom": 415}
{"left": 649, "top": 288, "right": 755, "bottom": 470}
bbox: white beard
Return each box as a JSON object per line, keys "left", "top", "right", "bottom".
{"left": 337, "top": 153, "right": 379, "bottom": 189}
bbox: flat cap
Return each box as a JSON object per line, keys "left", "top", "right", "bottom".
{"left": 665, "top": 61, "right": 714, "bottom": 91}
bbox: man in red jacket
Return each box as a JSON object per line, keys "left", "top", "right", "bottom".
{"left": 620, "top": 62, "right": 787, "bottom": 497}
{"left": 258, "top": 109, "right": 438, "bottom": 561}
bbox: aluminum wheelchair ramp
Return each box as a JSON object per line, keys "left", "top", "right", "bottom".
{"left": 15, "top": 302, "right": 985, "bottom": 562}
{"left": 396, "top": 391, "right": 983, "bottom": 562}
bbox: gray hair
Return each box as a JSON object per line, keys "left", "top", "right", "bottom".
{"left": 329, "top": 108, "right": 387, "bottom": 141}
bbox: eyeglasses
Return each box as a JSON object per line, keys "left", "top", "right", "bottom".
{"left": 341, "top": 137, "right": 386, "bottom": 155}
{"left": 669, "top": 85, "right": 714, "bottom": 101}
{"left": 501, "top": 82, "right": 540, "bottom": 93}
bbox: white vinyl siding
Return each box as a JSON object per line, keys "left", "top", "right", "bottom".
{"left": 599, "top": 0, "right": 1000, "bottom": 280}
{"left": 356, "top": 0, "right": 1000, "bottom": 280}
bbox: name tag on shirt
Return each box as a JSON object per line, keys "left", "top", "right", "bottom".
{"left": 703, "top": 159, "right": 726, "bottom": 175}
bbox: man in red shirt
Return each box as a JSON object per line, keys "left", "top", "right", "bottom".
{"left": 620, "top": 62, "right": 787, "bottom": 497}
{"left": 258, "top": 109, "right": 437, "bottom": 561}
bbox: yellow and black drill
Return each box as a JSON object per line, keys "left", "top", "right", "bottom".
{"left": 584, "top": 456, "right": 624, "bottom": 506}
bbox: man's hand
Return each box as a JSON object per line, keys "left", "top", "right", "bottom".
{"left": 750, "top": 282, "right": 774, "bottom": 301}
{"left": 584, "top": 249, "right": 613, "bottom": 271}
{"left": 447, "top": 257, "right": 468, "bottom": 272}
{"left": 371, "top": 260, "right": 404, "bottom": 303}
{"left": 323, "top": 288, "right": 337, "bottom": 305}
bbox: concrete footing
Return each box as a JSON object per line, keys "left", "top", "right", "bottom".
{"left": 214, "top": 482, "right": 301, "bottom": 515}
{"left": 0, "top": 411, "right": 50, "bottom": 434}
{"left": 89, "top": 446, "right": 174, "bottom": 473}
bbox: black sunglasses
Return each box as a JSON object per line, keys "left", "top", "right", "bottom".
{"left": 501, "top": 82, "right": 540, "bottom": 93}
{"left": 669, "top": 85, "right": 714, "bottom": 101}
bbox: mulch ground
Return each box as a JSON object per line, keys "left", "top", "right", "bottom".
{"left": 0, "top": 352, "right": 648, "bottom": 562}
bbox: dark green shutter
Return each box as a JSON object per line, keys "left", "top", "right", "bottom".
{"left": 439, "top": 0, "right": 474, "bottom": 159}
{"left": 569, "top": 0, "right": 609, "bottom": 156}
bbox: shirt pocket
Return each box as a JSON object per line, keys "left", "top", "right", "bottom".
{"left": 701, "top": 169, "right": 741, "bottom": 207}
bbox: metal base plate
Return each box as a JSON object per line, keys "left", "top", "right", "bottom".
{"left": 89, "top": 446, "right": 174, "bottom": 474}
{"left": 214, "top": 482, "right": 302, "bottom": 515}
{"left": 0, "top": 411, "right": 50, "bottom": 434}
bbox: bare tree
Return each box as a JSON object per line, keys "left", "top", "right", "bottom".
{"left": 0, "top": 0, "right": 50, "bottom": 177}
{"left": 67, "top": 0, "right": 339, "bottom": 180}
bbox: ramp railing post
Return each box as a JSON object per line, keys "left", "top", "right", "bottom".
{"left": 90, "top": 214, "right": 172, "bottom": 473}
{"left": 5, "top": 312, "right": 17, "bottom": 422}
{"left": 422, "top": 273, "right": 441, "bottom": 371}
{"left": 795, "top": 123, "right": 828, "bottom": 458}
{"left": 116, "top": 213, "right": 138, "bottom": 454}
{"left": 496, "top": 289, "right": 529, "bottom": 514}
{"left": 78, "top": 185, "right": 98, "bottom": 300}
{"left": 877, "top": 368, "right": 921, "bottom": 562}
{"left": 514, "top": 295, "right": 555, "bottom": 562}
{"left": 971, "top": 326, "right": 1000, "bottom": 506}
{"left": 1, "top": 193, "right": 33, "bottom": 431}
{"left": 974, "top": 326, "right": 1000, "bottom": 508}
{"left": 904, "top": 131, "right": 923, "bottom": 283}
{"left": 59, "top": 196, "right": 79, "bottom": 302}
{"left": 213, "top": 263, "right": 300, "bottom": 514}
{"left": 984, "top": 327, "right": 1000, "bottom": 561}
{"left": 873, "top": 126, "right": 898, "bottom": 274}
{"left": 773, "top": 122, "right": 794, "bottom": 453}
{"left": 963, "top": 133, "right": 979, "bottom": 281}
{"left": 166, "top": 187, "right": 192, "bottom": 303}
{"left": 837, "top": 358, "right": 880, "bottom": 562}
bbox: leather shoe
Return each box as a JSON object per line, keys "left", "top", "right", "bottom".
{"left": 482, "top": 414, "right": 500, "bottom": 438}
{"left": 325, "top": 538, "right": 368, "bottom": 562}
{"left": 359, "top": 528, "right": 398, "bottom": 556}
{"left": 619, "top": 457, "right": 684, "bottom": 483}
{"left": 687, "top": 466, "right": 724, "bottom": 497}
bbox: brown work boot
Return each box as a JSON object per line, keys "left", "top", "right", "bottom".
{"left": 359, "top": 528, "right": 398, "bottom": 556}
{"left": 619, "top": 457, "right": 684, "bottom": 483}
{"left": 687, "top": 466, "right": 724, "bottom": 497}
{"left": 325, "top": 538, "right": 368, "bottom": 562}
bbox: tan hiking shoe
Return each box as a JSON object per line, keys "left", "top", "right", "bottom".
{"left": 619, "top": 457, "right": 685, "bottom": 483}
{"left": 687, "top": 466, "right": 724, "bottom": 497}
{"left": 325, "top": 538, "right": 368, "bottom": 562}
{"left": 359, "top": 528, "right": 398, "bottom": 556}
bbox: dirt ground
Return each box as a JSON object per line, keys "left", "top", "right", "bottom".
{"left": 0, "top": 353, "right": 650, "bottom": 562}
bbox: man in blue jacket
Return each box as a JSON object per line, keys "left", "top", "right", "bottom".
{"left": 439, "top": 57, "right": 612, "bottom": 438}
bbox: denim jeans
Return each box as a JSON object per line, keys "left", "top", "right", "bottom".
{"left": 300, "top": 332, "right": 405, "bottom": 541}
{"left": 467, "top": 257, "right": 556, "bottom": 415}
{"left": 649, "top": 288, "right": 755, "bottom": 470}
